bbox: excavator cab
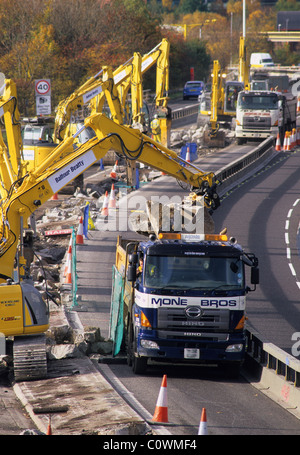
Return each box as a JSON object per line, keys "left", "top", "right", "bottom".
{"left": 224, "top": 82, "right": 244, "bottom": 114}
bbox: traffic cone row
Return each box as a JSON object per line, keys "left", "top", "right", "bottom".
{"left": 100, "top": 183, "right": 118, "bottom": 216}
{"left": 283, "top": 131, "right": 292, "bottom": 151}
{"left": 282, "top": 129, "right": 300, "bottom": 152}
{"left": 110, "top": 160, "right": 118, "bottom": 180}
{"left": 151, "top": 374, "right": 208, "bottom": 434}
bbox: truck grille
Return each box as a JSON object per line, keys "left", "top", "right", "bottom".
{"left": 243, "top": 116, "right": 271, "bottom": 130}
{"left": 157, "top": 307, "right": 230, "bottom": 341}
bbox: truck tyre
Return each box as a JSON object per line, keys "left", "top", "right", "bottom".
{"left": 132, "top": 355, "right": 147, "bottom": 374}
{"left": 131, "top": 323, "right": 147, "bottom": 374}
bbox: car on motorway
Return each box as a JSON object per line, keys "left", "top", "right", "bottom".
{"left": 183, "top": 80, "right": 204, "bottom": 100}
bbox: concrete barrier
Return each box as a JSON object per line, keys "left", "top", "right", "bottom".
{"left": 244, "top": 329, "right": 300, "bottom": 419}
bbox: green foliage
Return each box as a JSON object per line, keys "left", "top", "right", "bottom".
{"left": 275, "top": 0, "right": 300, "bottom": 11}
{"left": 177, "top": 0, "right": 207, "bottom": 15}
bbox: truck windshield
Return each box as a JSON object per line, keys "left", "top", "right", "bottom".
{"left": 238, "top": 94, "right": 278, "bottom": 110}
{"left": 144, "top": 255, "right": 244, "bottom": 291}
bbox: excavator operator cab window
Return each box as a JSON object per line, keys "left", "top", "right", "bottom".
{"left": 225, "top": 84, "right": 243, "bottom": 113}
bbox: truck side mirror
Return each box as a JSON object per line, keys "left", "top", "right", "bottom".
{"left": 127, "top": 264, "right": 137, "bottom": 282}
{"left": 128, "top": 253, "right": 138, "bottom": 265}
{"left": 251, "top": 267, "right": 259, "bottom": 285}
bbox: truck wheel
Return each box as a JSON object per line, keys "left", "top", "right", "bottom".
{"left": 132, "top": 355, "right": 147, "bottom": 374}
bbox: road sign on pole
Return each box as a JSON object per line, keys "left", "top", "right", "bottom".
{"left": 35, "top": 79, "right": 51, "bottom": 96}
{"left": 35, "top": 79, "right": 51, "bottom": 115}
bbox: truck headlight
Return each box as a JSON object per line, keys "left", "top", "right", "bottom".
{"left": 225, "top": 344, "right": 244, "bottom": 352}
{"left": 140, "top": 339, "right": 159, "bottom": 349}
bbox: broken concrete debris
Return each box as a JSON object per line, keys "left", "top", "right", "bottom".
{"left": 17, "top": 124, "right": 224, "bottom": 365}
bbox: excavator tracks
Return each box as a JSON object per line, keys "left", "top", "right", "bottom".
{"left": 13, "top": 335, "right": 47, "bottom": 382}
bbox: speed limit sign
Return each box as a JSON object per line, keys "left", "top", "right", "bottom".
{"left": 35, "top": 79, "right": 51, "bottom": 96}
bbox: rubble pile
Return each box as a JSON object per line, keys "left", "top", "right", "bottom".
{"left": 170, "top": 123, "right": 235, "bottom": 151}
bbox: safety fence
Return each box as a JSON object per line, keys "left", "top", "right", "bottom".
{"left": 214, "top": 136, "right": 275, "bottom": 196}
{"left": 171, "top": 103, "right": 199, "bottom": 121}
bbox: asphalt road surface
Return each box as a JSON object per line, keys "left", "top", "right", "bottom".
{"left": 213, "top": 148, "right": 300, "bottom": 355}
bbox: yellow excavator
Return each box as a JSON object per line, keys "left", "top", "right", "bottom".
{"left": 0, "top": 74, "right": 220, "bottom": 381}
{"left": 200, "top": 36, "right": 249, "bottom": 147}
{"left": 22, "top": 39, "right": 170, "bottom": 177}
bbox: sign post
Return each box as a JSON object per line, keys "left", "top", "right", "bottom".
{"left": 35, "top": 79, "right": 51, "bottom": 115}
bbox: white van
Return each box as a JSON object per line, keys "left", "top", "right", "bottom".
{"left": 250, "top": 53, "right": 274, "bottom": 68}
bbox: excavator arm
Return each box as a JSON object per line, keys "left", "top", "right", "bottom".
{"left": 238, "top": 36, "right": 250, "bottom": 91}
{"left": 0, "top": 110, "right": 219, "bottom": 379}
{"left": 54, "top": 67, "right": 124, "bottom": 141}
{"left": 54, "top": 39, "right": 170, "bottom": 142}
{"left": 0, "top": 112, "right": 219, "bottom": 282}
{"left": 0, "top": 79, "right": 24, "bottom": 188}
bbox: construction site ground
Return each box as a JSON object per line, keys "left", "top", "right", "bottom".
{"left": 7, "top": 137, "right": 274, "bottom": 436}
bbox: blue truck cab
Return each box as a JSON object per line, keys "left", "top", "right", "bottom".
{"left": 112, "top": 233, "right": 259, "bottom": 376}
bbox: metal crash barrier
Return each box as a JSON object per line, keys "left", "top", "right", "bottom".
{"left": 215, "top": 136, "right": 275, "bottom": 197}
{"left": 171, "top": 104, "right": 199, "bottom": 120}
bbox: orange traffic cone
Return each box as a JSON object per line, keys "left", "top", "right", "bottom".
{"left": 110, "top": 160, "right": 118, "bottom": 180}
{"left": 287, "top": 132, "right": 292, "bottom": 151}
{"left": 152, "top": 374, "right": 168, "bottom": 423}
{"left": 283, "top": 131, "right": 288, "bottom": 151}
{"left": 297, "top": 128, "right": 300, "bottom": 146}
{"left": 297, "top": 97, "right": 300, "bottom": 113}
{"left": 101, "top": 191, "right": 109, "bottom": 216}
{"left": 291, "top": 128, "right": 296, "bottom": 149}
{"left": 51, "top": 193, "right": 58, "bottom": 200}
{"left": 76, "top": 217, "right": 84, "bottom": 244}
{"left": 108, "top": 184, "right": 117, "bottom": 208}
{"left": 64, "top": 242, "right": 72, "bottom": 277}
{"left": 46, "top": 415, "right": 52, "bottom": 435}
{"left": 198, "top": 408, "right": 208, "bottom": 435}
{"left": 186, "top": 146, "right": 191, "bottom": 163}
{"left": 275, "top": 133, "right": 281, "bottom": 152}
{"left": 64, "top": 253, "right": 72, "bottom": 284}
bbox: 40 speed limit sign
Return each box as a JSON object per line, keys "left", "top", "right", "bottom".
{"left": 35, "top": 79, "right": 51, "bottom": 115}
{"left": 35, "top": 79, "right": 51, "bottom": 96}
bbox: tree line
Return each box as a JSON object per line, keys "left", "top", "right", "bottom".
{"left": 0, "top": 0, "right": 297, "bottom": 116}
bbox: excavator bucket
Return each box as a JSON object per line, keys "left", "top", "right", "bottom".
{"left": 202, "top": 129, "right": 226, "bottom": 148}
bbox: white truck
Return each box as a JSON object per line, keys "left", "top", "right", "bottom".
{"left": 235, "top": 89, "right": 297, "bottom": 145}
